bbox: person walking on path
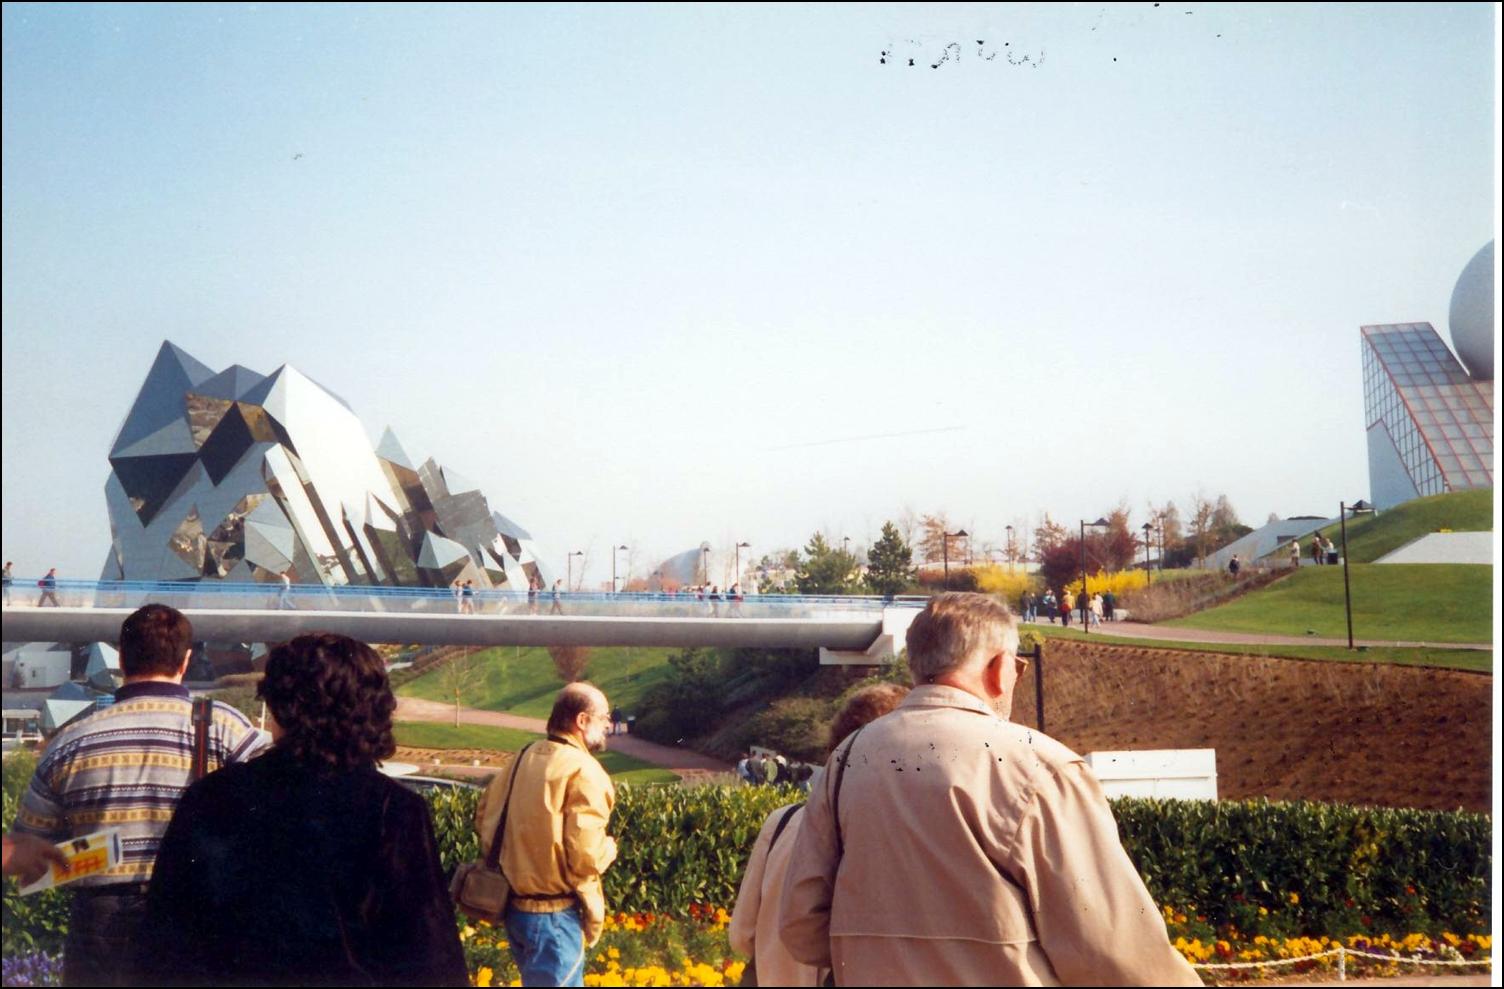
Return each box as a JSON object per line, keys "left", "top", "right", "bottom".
{"left": 474, "top": 683, "right": 618, "bottom": 986}
{"left": 731, "top": 684, "right": 909, "bottom": 987}
{"left": 777, "top": 593, "right": 1201, "bottom": 987}
{"left": 11, "top": 605, "right": 268, "bottom": 986}
{"left": 36, "top": 568, "right": 60, "bottom": 608}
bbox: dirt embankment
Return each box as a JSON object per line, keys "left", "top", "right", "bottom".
{"left": 1010, "top": 641, "right": 1491, "bottom": 813}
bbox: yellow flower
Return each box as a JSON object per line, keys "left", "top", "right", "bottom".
{"left": 474, "top": 966, "right": 494, "bottom": 988}
{"left": 1288, "top": 892, "right": 1299, "bottom": 905}
{"left": 1258, "top": 906, "right": 1268, "bottom": 916}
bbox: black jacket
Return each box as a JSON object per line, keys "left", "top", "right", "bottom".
{"left": 137, "top": 746, "right": 468, "bottom": 986}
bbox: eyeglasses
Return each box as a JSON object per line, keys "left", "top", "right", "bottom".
{"left": 1012, "top": 655, "right": 1029, "bottom": 677}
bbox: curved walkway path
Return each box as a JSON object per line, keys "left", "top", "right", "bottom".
{"left": 395, "top": 696, "right": 732, "bottom": 779}
{"left": 1031, "top": 619, "right": 1491, "bottom": 652}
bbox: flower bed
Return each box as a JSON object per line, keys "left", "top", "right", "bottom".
{"left": 461, "top": 906, "right": 744, "bottom": 987}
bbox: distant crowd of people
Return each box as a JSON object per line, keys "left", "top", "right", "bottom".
{"left": 1016, "top": 587, "right": 1119, "bottom": 627}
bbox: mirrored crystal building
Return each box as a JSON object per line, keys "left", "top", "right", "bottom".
{"left": 102, "top": 341, "right": 551, "bottom": 592}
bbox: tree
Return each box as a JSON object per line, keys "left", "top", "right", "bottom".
{"left": 916, "top": 514, "right": 953, "bottom": 564}
{"left": 437, "top": 648, "right": 485, "bottom": 727}
{"left": 864, "top": 522, "right": 915, "bottom": 596}
{"left": 1099, "top": 505, "right": 1139, "bottom": 572}
{"left": 1188, "top": 493, "right": 1216, "bottom": 565}
{"left": 546, "top": 644, "right": 591, "bottom": 683}
{"left": 795, "top": 532, "right": 861, "bottom": 595}
{"left": 1032, "top": 514, "right": 1069, "bottom": 562}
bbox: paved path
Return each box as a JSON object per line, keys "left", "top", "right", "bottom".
{"left": 395, "top": 696, "right": 732, "bottom": 778}
{"left": 1028, "top": 619, "right": 1492, "bottom": 652}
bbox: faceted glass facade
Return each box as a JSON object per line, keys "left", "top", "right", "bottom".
{"left": 102, "top": 341, "right": 550, "bottom": 591}
{"left": 1361, "top": 323, "right": 1493, "bottom": 508}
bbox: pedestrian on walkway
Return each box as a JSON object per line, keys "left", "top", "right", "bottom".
{"left": 36, "top": 568, "right": 60, "bottom": 608}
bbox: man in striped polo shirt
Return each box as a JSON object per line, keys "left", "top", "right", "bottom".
{"left": 13, "top": 604, "right": 269, "bottom": 986}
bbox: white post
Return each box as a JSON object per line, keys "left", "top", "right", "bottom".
{"left": 1337, "top": 946, "right": 1346, "bottom": 981}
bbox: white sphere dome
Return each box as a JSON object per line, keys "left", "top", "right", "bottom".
{"left": 1449, "top": 241, "right": 1494, "bottom": 380}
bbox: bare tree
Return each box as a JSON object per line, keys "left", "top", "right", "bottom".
{"left": 437, "top": 647, "right": 485, "bottom": 727}
{"left": 547, "top": 644, "right": 591, "bottom": 683}
{"left": 1188, "top": 492, "right": 1215, "bottom": 565}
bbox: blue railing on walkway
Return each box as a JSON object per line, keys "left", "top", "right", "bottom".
{"left": 3, "top": 578, "right": 925, "bottom": 619}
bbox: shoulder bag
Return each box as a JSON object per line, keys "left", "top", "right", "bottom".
{"left": 450, "top": 742, "right": 535, "bottom": 924}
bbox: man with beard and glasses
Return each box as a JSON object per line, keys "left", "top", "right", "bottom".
{"left": 474, "top": 682, "right": 618, "bottom": 986}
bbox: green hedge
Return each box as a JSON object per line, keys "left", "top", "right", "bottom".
{"left": 425, "top": 786, "right": 1489, "bottom": 936}
{"left": 1115, "top": 797, "right": 1491, "bottom": 937}
{"left": 5, "top": 763, "right": 1489, "bottom": 957}
{"left": 425, "top": 783, "right": 799, "bottom": 914}
{"left": 2, "top": 752, "right": 71, "bottom": 956}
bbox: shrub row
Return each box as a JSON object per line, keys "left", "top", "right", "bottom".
{"left": 6, "top": 763, "right": 1489, "bottom": 956}
{"left": 427, "top": 785, "right": 1490, "bottom": 937}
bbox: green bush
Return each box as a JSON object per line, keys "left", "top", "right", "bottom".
{"left": 1115, "top": 797, "right": 1491, "bottom": 937}
{"left": 742, "top": 697, "right": 834, "bottom": 763}
{"left": 424, "top": 786, "right": 1489, "bottom": 936}
{"left": 2, "top": 752, "right": 71, "bottom": 956}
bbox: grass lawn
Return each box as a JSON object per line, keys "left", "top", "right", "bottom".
{"left": 1162, "top": 564, "right": 1492, "bottom": 644}
{"left": 1030, "top": 625, "right": 1491, "bottom": 673}
{"left": 1310, "top": 489, "right": 1493, "bottom": 563}
{"left": 392, "top": 722, "right": 678, "bottom": 784}
{"left": 398, "top": 644, "right": 677, "bottom": 719}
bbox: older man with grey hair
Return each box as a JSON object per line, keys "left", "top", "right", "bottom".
{"left": 778, "top": 592, "right": 1200, "bottom": 986}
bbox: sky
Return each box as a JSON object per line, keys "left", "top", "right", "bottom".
{"left": 2, "top": 3, "right": 1498, "bottom": 588}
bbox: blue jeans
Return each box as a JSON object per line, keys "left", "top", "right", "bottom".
{"left": 505, "top": 905, "right": 585, "bottom": 987}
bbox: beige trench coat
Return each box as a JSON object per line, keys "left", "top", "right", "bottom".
{"left": 777, "top": 685, "right": 1201, "bottom": 986}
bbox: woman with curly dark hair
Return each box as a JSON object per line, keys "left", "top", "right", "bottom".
{"left": 137, "top": 634, "right": 467, "bottom": 987}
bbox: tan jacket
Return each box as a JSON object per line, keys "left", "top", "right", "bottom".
{"left": 476, "top": 735, "right": 617, "bottom": 945}
{"left": 730, "top": 804, "right": 823, "bottom": 987}
{"left": 777, "top": 685, "right": 1201, "bottom": 987}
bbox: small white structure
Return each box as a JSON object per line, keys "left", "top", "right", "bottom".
{"left": 7, "top": 645, "right": 72, "bottom": 689}
{"left": 1376, "top": 531, "right": 1494, "bottom": 565}
{"left": 1084, "top": 748, "right": 1218, "bottom": 800}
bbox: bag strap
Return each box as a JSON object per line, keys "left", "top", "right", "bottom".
{"left": 767, "top": 802, "right": 804, "bottom": 852}
{"left": 829, "top": 725, "right": 867, "bottom": 860}
{"left": 484, "top": 742, "right": 535, "bottom": 872}
{"left": 190, "top": 697, "right": 214, "bottom": 783}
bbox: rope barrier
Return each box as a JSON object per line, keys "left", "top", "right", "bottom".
{"left": 1191, "top": 943, "right": 1491, "bottom": 980}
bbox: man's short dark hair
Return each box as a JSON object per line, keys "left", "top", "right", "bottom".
{"left": 118, "top": 604, "right": 194, "bottom": 678}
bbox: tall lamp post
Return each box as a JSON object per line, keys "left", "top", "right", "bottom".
{"left": 567, "top": 550, "right": 584, "bottom": 591}
{"left": 942, "top": 529, "right": 968, "bottom": 589}
{"left": 1341, "top": 500, "right": 1374, "bottom": 649}
{"left": 611, "top": 544, "right": 629, "bottom": 594}
{"left": 700, "top": 545, "right": 711, "bottom": 586}
{"left": 734, "top": 541, "right": 751, "bottom": 588}
{"left": 1079, "top": 519, "right": 1110, "bottom": 632}
{"left": 1141, "top": 522, "right": 1154, "bottom": 585}
{"left": 1006, "top": 525, "right": 1015, "bottom": 571}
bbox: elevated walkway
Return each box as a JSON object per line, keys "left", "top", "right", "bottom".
{"left": 1, "top": 580, "right": 923, "bottom": 654}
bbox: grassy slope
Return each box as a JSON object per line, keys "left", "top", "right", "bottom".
{"left": 1308, "top": 489, "right": 1493, "bottom": 563}
{"left": 391, "top": 722, "right": 676, "bottom": 784}
{"left": 397, "top": 645, "right": 677, "bottom": 719}
{"left": 1163, "top": 564, "right": 1492, "bottom": 643}
{"left": 1033, "top": 625, "right": 1490, "bottom": 673}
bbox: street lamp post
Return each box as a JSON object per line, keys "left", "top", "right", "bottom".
{"left": 942, "top": 530, "right": 968, "bottom": 590}
{"left": 1341, "top": 500, "right": 1374, "bottom": 649}
{"left": 700, "top": 545, "right": 710, "bottom": 585}
{"left": 611, "top": 544, "right": 629, "bottom": 594}
{"left": 1006, "top": 525, "right": 1015, "bottom": 571}
{"left": 1079, "top": 519, "right": 1109, "bottom": 632}
{"left": 734, "top": 541, "right": 751, "bottom": 588}
{"left": 1142, "top": 522, "right": 1154, "bottom": 585}
{"left": 567, "top": 550, "right": 584, "bottom": 592}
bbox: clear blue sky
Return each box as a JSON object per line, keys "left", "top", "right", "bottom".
{"left": 2, "top": 3, "right": 1497, "bottom": 586}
